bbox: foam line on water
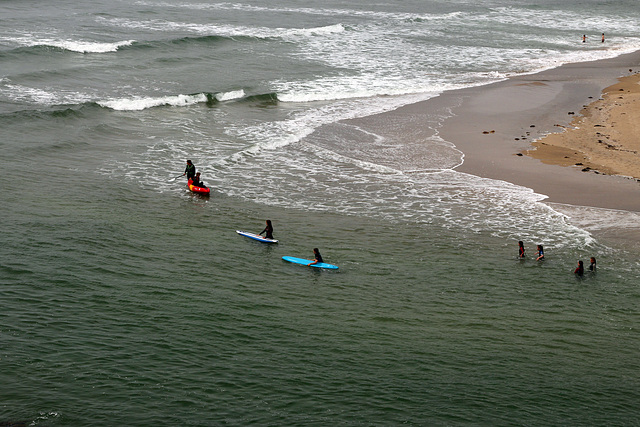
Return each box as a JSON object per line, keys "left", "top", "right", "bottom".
{"left": 1, "top": 35, "right": 134, "bottom": 53}
{"left": 99, "top": 17, "right": 344, "bottom": 39}
{"left": 221, "top": 92, "right": 442, "bottom": 163}
{"left": 1, "top": 82, "right": 93, "bottom": 105}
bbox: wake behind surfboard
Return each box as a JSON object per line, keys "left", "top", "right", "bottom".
{"left": 282, "top": 256, "right": 338, "bottom": 270}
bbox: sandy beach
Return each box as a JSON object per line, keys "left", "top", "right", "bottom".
{"left": 525, "top": 72, "right": 640, "bottom": 179}
{"left": 434, "top": 51, "right": 640, "bottom": 212}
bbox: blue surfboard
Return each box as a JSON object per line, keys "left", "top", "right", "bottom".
{"left": 236, "top": 230, "right": 278, "bottom": 243}
{"left": 282, "top": 256, "right": 338, "bottom": 270}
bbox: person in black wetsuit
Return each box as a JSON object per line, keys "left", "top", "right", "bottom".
{"left": 308, "top": 248, "right": 323, "bottom": 266}
{"left": 191, "top": 172, "right": 207, "bottom": 188}
{"left": 518, "top": 241, "right": 525, "bottom": 259}
{"left": 183, "top": 159, "right": 196, "bottom": 180}
{"left": 259, "top": 220, "right": 274, "bottom": 240}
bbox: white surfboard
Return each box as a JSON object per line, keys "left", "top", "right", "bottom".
{"left": 236, "top": 230, "right": 278, "bottom": 244}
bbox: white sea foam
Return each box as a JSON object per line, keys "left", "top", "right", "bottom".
{"left": 41, "top": 39, "right": 135, "bottom": 53}
{"left": 225, "top": 91, "right": 440, "bottom": 158}
{"left": 134, "top": 1, "right": 456, "bottom": 22}
{"left": 3, "top": 84, "right": 58, "bottom": 104}
{"left": 216, "top": 89, "right": 245, "bottom": 102}
{"left": 2, "top": 35, "right": 134, "bottom": 53}
{"left": 549, "top": 203, "right": 640, "bottom": 233}
{"left": 487, "top": 6, "right": 640, "bottom": 34}
{"left": 98, "top": 93, "right": 208, "bottom": 111}
{"left": 164, "top": 144, "right": 591, "bottom": 249}
{"left": 1, "top": 82, "right": 93, "bottom": 105}
{"left": 100, "top": 17, "right": 342, "bottom": 40}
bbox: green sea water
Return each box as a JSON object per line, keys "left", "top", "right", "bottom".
{"left": 2, "top": 162, "right": 639, "bottom": 425}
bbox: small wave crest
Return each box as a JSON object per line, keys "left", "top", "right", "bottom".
{"left": 215, "top": 89, "right": 246, "bottom": 102}
{"left": 99, "top": 16, "right": 343, "bottom": 41}
{"left": 97, "top": 89, "right": 257, "bottom": 111}
{"left": 42, "top": 39, "right": 135, "bottom": 53}
{"left": 98, "top": 93, "right": 208, "bottom": 111}
{"left": 1, "top": 35, "right": 135, "bottom": 53}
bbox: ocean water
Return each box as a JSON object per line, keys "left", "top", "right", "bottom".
{"left": 1, "top": 0, "right": 640, "bottom": 425}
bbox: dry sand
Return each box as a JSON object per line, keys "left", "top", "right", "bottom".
{"left": 525, "top": 73, "right": 640, "bottom": 179}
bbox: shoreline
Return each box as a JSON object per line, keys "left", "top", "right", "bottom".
{"left": 429, "top": 50, "right": 640, "bottom": 212}
{"left": 337, "top": 50, "right": 640, "bottom": 215}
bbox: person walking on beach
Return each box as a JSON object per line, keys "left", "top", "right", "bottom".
{"left": 183, "top": 159, "right": 196, "bottom": 180}
{"left": 308, "top": 248, "right": 323, "bottom": 266}
{"left": 589, "top": 257, "right": 597, "bottom": 272}
{"left": 259, "top": 219, "right": 274, "bottom": 240}
{"left": 518, "top": 241, "right": 526, "bottom": 259}
{"left": 536, "top": 245, "right": 544, "bottom": 261}
{"left": 574, "top": 260, "right": 584, "bottom": 277}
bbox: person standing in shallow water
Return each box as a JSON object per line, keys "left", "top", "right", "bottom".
{"left": 518, "top": 241, "right": 526, "bottom": 259}
{"left": 574, "top": 260, "right": 584, "bottom": 277}
{"left": 589, "top": 257, "right": 597, "bottom": 272}
{"left": 536, "top": 245, "right": 544, "bottom": 261}
{"left": 183, "top": 159, "right": 196, "bottom": 180}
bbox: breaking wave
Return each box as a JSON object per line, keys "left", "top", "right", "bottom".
{"left": 0, "top": 36, "right": 135, "bottom": 53}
